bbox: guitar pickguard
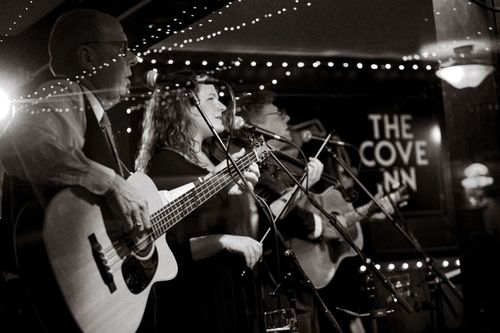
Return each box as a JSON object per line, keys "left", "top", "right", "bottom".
{"left": 121, "top": 247, "right": 159, "bottom": 294}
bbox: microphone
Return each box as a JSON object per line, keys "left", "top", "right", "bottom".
{"left": 144, "top": 70, "right": 219, "bottom": 88}
{"left": 301, "top": 130, "right": 349, "bottom": 146}
{"left": 232, "top": 116, "right": 291, "bottom": 141}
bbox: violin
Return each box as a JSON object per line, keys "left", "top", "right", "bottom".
{"left": 205, "top": 133, "right": 359, "bottom": 202}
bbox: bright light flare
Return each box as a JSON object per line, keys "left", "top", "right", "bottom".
{"left": 0, "top": 89, "right": 10, "bottom": 120}
{"left": 430, "top": 125, "right": 441, "bottom": 144}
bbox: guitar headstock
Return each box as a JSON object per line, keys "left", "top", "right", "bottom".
{"left": 389, "top": 185, "right": 410, "bottom": 207}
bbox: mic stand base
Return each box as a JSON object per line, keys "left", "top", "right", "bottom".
{"left": 334, "top": 306, "right": 395, "bottom": 333}
{"left": 281, "top": 248, "right": 344, "bottom": 333}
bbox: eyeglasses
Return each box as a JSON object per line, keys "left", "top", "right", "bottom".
{"left": 83, "top": 41, "right": 129, "bottom": 55}
{"left": 263, "top": 109, "right": 288, "bottom": 120}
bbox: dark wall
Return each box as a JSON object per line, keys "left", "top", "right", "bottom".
{"left": 119, "top": 51, "right": 463, "bottom": 259}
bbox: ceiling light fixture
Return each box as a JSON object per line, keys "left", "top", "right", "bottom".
{"left": 435, "top": 44, "right": 494, "bottom": 89}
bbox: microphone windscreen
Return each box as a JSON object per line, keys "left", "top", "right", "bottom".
{"left": 232, "top": 116, "right": 246, "bottom": 130}
{"left": 301, "top": 130, "right": 313, "bottom": 142}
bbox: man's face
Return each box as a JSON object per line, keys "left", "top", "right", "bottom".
{"left": 253, "top": 103, "right": 291, "bottom": 148}
{"left": 86, "top": 21, "right": 137, "bottom": 109}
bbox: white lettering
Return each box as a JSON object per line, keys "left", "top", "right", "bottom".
{"left": 375, "top": 140, "right": 396, "bottom": 167}
{"left": 382, "top": 167, "right": 417, "bottom": 192}
{"left": 360, "top": 141, "right": 376, "bottom": 167}
{"left": 400, "top": 114, "right": 414, "bottom": 139}
{"left": 384, "top": 114, "right": 400, "bottom": 139}
{"left": 401, "top": 167, "right": 417, "bottom": 191}
{"left": 415, "top": 141, "right": 428, "bottom": 165}
{"left": 368, "top": 114, "right": 382, "bottom": 139}
{"left": 395, "top": 141, "right": 413, "bottom": 165}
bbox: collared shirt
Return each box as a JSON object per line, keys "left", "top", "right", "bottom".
{"left": 0, "top": 79, "right": 115, "bottom": 195}
{"left": 81, "top": 85, "right": 104, "bottom": 122}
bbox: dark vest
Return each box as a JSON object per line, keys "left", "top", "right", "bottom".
{"left": 82, "top": 97, "right": 124, "bottom": 176}
{"left": 0, "top": 93, "right": 122, "bottom": 272}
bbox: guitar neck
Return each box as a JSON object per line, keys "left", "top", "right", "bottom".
{"left": 343, "top": 189, "right": 404, "bottom": 228}
{"left": 148, "top": 148, "right": 263, "bottom": 240}
{"left": 344, "top": 201, "right": 378, "bottom": 228}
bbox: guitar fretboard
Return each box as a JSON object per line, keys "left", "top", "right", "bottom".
{"left": 344, "top": 189, "right": 405, "bottom": 229}
{"left": 344, "top": 201, "right": 378, "bottom": 228}
{"left": 148, "top": 146, "right": 267, "bottom": 240}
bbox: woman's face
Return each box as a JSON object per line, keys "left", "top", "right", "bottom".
{"left": 191, "top": 84, "right": 227, "bottom": 139}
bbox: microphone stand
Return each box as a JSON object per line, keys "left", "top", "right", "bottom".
{"left": 264, "top": 152, "right": 413, "bottom": 332}
{"left": 188, "top": 86, "right": 341, "bottom": 331}
{"left": 326, "top": 146, "right": 463, "bottom": 327}
{"left": 256, "top": 134, "right": 344, "bottom": 333}
{"left": 388, "top": 190, "right": 461, "bottom": 333}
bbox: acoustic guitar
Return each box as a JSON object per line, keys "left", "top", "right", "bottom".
{"left": 15, "top": 140, "right": 270, "bottom": 333}
{"left": 288, "top": 186, "right": 409, "bottom": 289}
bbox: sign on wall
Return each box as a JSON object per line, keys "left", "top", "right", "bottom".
{"left": 283, "top": 95, "right": 446, "bottom": 215}
{"left": 357, "top": 112, "right": 443, "bottom": 214}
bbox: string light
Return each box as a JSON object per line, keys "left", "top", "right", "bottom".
{"left": 11, "top": 0, "right": 313, "bottom": 102}
{"left": 1, "top": 0, "right": 34, "bottom": 43}
{"left": 357, "top": 257, "right": 460, "bottom": 274}
{"left": 9, "top": 0, "right": 435, "bottom": 105}
{"left": 149, "top": 52, "right": 436, "bottom": 94}
{"left": 131, "top": 1, "right": 242, "bottom": 52}
{"left": 143, "top": 0, "right": 312, "bottom": 57}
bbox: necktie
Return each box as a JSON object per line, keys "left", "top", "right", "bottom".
{"left": 100, "top": 112, "right": 125, "bottom": 177}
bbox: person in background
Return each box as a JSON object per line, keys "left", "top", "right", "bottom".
{"left": 239, "top": 90, "right": 396, "bottom": 333}
{"left": 238, "top": 90, "right": 328, "bottom": 333}
{"left": 0, "top": 9, "right": 147, "bottom": 331}
{"left": 135, "top": 72, "right": 263, "bottom": 333}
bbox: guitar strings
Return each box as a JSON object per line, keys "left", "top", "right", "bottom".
{"left": 100, "top": 150, "right": 262, "bottom": 270}
{"left": 103, "top": 152, "right": 257, "bottom": 269}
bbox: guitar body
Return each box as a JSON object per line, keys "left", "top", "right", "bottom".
{"left": 289, "top": 225, "right": 363, "bottom": 289}
{"left": 288, "top": 186, "right": 408, "bottom": 289}
{"left": 288, "top": 186, "right": 364, "bottom": 289}
{"left": 17, "top": 173, "right": 178, "bottom": 333}
{"left": 13, "top": 143, "right": 271, "bottom": 333}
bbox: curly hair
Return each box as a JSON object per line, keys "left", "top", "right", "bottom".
{"left": 237, "top": 90, "right": 276, "bottom": 124}
{"left": 135, "top": 83, "right": 201, "bottom": 173}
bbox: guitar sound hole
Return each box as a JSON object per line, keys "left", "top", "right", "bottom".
{"left": 121, "top": 247, "right": 159, "bottom": 294}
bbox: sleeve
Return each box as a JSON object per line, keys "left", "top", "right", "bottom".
{"left": 255, "top": 172, "right": 318, "bottom": 239}
{"left": 0, "top": 80, "right": 115, "bottom": 195}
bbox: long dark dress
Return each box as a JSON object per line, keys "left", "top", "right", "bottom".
{"left": 140, "top": 148, "right": 263, "bottom": 333}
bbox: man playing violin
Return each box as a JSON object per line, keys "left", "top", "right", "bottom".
{"left": 238, "top": 90, "right": 396, "bottom": 333}
{"left": 238, "top": 90, "right": 336, "bottom": 333}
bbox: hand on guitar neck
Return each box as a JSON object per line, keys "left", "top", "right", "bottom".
{"left": 318, "top": 190, "right": 396, "bottom": 240}
{"left": 368, "top": 190, "right": 396, "bottom": 220}
{"left": 290, "top": 185, "right": 409, "bottom": 288}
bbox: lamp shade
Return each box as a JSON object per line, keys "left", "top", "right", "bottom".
{"left": 436, "top": 64, "right": 494, "bottom": 89}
